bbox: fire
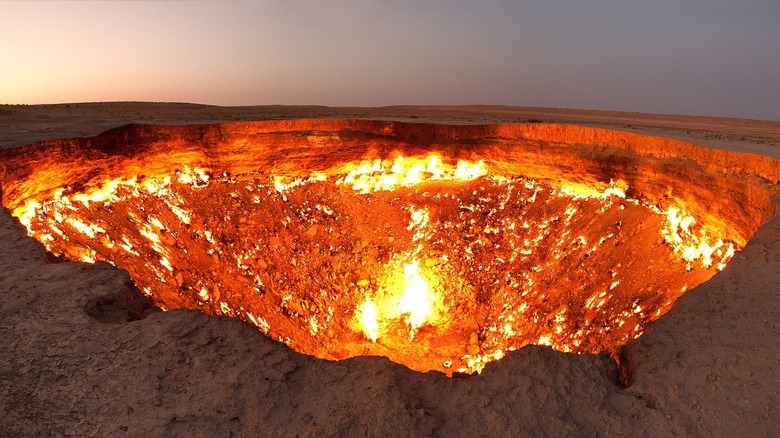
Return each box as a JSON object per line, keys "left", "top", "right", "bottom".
{"left": 1, "top": 147, "right": 744, "bottom": 375}
{"left": 353, "top": 257, "right": 438, "bottom": 343}
{"left": 337, "top": 154, "right": 487, "bottom": 193}
{"left": 560, "top": 179, "right": 628, "bottom": 199}
{"left": 661, "top": 206, "right": 735, "bottom": 269}
{"left": 399, "top": 260, "right": 434, "bottom": 336}
{"left": 357, "top": 299, "right": 379, "bottom": 342}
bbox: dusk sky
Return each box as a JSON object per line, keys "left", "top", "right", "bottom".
{"left": 1, "top": 1, "right": 778, "bottom": 120}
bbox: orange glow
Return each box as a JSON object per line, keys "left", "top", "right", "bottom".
{"left": 1, "top": 145, "right": 742, "bottom": 375}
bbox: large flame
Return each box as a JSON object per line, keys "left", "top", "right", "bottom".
{"left": 399, "top": 260, "right": 434, "bottom": 335}
{"left": 353, "top": 257, "right": 438, "bottom": 343}
{"left": 357, "top": 299, "right": 379, "bottom": 342}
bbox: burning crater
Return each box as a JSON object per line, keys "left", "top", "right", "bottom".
{"left": 1, "top": 120, "right": 777, "bottom": 375}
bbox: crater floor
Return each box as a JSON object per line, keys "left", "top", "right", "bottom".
{"left": 11, "top": 160, "right": 728, "bottom": 375}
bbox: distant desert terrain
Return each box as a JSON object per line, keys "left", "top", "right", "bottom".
{"left": 1, "top": 103, "right": 779, "bottom": 436}
{"left": 2, "top": 102, "right": 779, "bottom": 156}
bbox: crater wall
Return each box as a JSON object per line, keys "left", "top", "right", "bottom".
{"left": 2, "top": 120, "right": 779, "bottom": 245}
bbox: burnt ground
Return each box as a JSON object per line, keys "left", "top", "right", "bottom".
{"left": 0, "top": 104, "right": 779, "bottom": 436}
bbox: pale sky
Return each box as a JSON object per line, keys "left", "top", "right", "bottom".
{"left": 1, "top": 0, "right": 778, "bottom": 120}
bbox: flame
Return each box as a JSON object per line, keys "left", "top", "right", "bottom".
{"left": 338, "top": 154, "right": 487, "bottom": 193}
{"left": 357, "top": 299, "right": 379, "bottom": 342}
{"left": 71, "top": 177, "right": 127, "bottom": 206}
{"left": 354, "top": 258, "right": 438, "bottom": 342}
{"left": 399, "top": 260, "right": 434, "bottom": 337}
{"left": 661, "top": 206, "right": 735, "bottom": 270}
{"left": 559, "top": 179, "right": 627, "bottom": 199}
{"left": 177, "top": 166, "right": 209, "bottom": 187}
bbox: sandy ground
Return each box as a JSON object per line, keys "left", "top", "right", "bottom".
{"left": 0, "top": 103, "right": 779, "bottom": 436}
{"left": 2, "top": 103, "right": 779, "bottom": 158}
